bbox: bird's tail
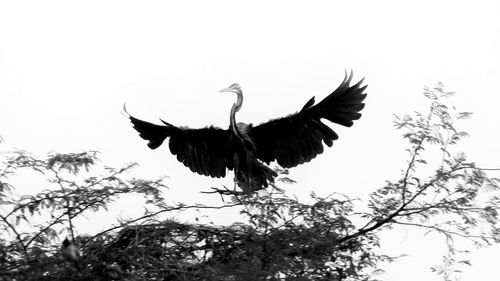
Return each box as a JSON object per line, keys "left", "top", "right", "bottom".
{"left": 237, "top": 156, "right": 278, "bottom": 193}
{"left": 73, "top": 260, "right": 82, "bottom": 271}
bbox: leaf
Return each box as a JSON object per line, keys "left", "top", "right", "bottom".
{"left": 458, "top": 260, "right": 471, "bottom": 266}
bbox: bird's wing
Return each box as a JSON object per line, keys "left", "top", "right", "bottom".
{"left": 249, "top": 71, "right": 367, "bottom": 168}
{"left": 127, "top": 111, "right": 233, "bottom": 178}
{"left": 168, "top": 126, "right": 233, "bottom": 177}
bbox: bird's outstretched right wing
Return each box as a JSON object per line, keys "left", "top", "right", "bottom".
{"left": 125, "top": 109, "right": 234, "bottom": 178}
{"left": 249, "top": 71, "right": 367, "bottom": 168}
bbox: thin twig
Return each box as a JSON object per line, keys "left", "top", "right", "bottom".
{"left": 84, "top": 202, "right": 242, "bottom": 245}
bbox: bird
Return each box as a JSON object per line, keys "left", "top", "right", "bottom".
{"left": 125, "top": 71, "right": 367, "bottom": 193}
{"left": 61, "top": 237, "right": 82, "bottom": 270}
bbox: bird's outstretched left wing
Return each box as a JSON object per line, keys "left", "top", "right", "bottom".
{"left": 249, "top": 72, "right": 367, "bottom": 168}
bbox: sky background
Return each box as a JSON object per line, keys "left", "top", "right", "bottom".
{"left": 1, "top": 1, "right": 499, "bottom": 280}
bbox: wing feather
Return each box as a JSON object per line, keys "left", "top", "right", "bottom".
{"left": 249, "top": 72, "right": 367, "bottom": 168}
{"left": 127, "top": 112, "right": 233, "bottom": 178}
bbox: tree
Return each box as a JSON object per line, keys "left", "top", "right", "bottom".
{"left": 0, "top": 83, "right": 498, "bottom": 281}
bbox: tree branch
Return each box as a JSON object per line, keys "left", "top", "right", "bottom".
{"left": 84, "top": 202, "right": 242, "bottom": 245}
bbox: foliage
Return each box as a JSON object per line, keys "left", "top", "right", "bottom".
{"left": 0, "top": 83, "right": 499, "bottom": 281}
{"left": 0, "top": 151, "right": 166, "bottom": 280}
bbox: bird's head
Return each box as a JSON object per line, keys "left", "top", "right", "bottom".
{"left": 220, "top": 83, "right": 243, "bottom": 112}
{"left": 219, "top": 83, "right": 242, "bottom": 95}
{"left": 62, "top": 238, "right": 71, "bottom": 247}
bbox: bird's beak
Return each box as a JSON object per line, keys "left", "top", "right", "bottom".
{"left": 219, "top": 87, "right": 234, "bottom": 93}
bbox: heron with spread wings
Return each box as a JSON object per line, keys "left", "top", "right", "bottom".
{"left": 126, "top": 72, "right": 367, "bottom": 193}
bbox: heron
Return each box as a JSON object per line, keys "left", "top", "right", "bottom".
{"left": 125, "top": 71, "right": 367, "bottom": 193}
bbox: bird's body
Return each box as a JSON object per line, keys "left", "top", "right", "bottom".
{"left": 126, "top": 72, "right": 367, "bottom": 193}
{"left": 61, "top": 237, "right": 81, "bottom": 270}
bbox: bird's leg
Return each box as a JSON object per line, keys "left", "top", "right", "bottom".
{"left": 246, "top": 154, "right": 255, "bottom": 193}
{"left": 232, "top": 153, "right": 241, "bottom": 192}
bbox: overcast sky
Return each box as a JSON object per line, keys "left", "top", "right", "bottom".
{"left": 1, "top": 1, "right": 499, "bottom": 280}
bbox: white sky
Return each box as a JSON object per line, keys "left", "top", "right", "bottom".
{"left": 1, "top": 1, "right": 499, "bottom": 280}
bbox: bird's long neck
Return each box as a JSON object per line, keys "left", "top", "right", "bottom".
{"left": 230, "top": 91, "right": 243, "bottom": 136}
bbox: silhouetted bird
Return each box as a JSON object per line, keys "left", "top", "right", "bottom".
{"left": 61, "top": 237, "right": 81, "bottom": 270}
{"left": 126, "top": 71, "right": 367, "bottom": 192}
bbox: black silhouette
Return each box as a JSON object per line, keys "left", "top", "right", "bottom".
{"left": 61, "top": 237, "right": 81, "bottom": 270}
{"left": 126, "top": 71, "right": 367, "bottom": 192}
